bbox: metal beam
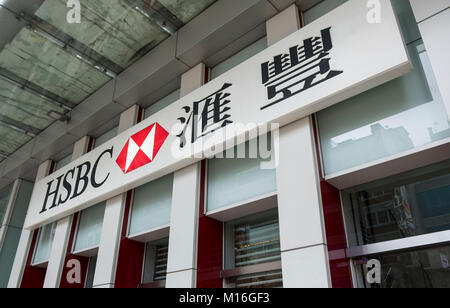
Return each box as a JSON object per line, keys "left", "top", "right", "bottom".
{"left": 123, "top": 0, "right": 184, "bottom": 35}
{"left": 0, "top": 4, "right": 123, "bottom": 78}
{"left": 0, "top": 114, "right": 40, "bottom": 137}
{"left": 0, "top": 67, "right": 76, "bottom": 111}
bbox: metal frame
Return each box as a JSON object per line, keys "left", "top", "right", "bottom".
{"left": 346, "top": 230, "right": 450, "bottom": 258}
{"left": 11, "top": 9, "right": 123, "bottom": 77}
{"left": 221, "top": 261, "right": 282, "bottom": 279}
{"left": 0, "top": 67, "right": 75, "bottom": 111}
{"left": 139, "top": 280, "right": 166, "bottom": 288}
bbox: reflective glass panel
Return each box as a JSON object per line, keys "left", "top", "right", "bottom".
{"left": 343, "top": 160, "right": 450, "bottom": 246}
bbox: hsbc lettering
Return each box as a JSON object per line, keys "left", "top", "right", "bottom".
{"left": 40, "top": 147, "right": 114, "bottom": 214}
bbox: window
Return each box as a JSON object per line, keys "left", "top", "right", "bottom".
{"left": 32, "top": 222, "right": 57, "bottom": 265}
{"left": 94, "top": 126, "right": 118, "bottom": 149}
{"left": 312, "top": 0, "right": 449, "bottom": 176}
{"left": 343, "top": 160, "right": 450, "bottom": 246}
{"left": 73, "top": 202, "right": 106, "bottom": 254}
{"left": 55, "top": 153, "right": 72, "bottom": 171}
{"left": 142, "top": 238, "right": 169, "bottom": 287}
{"left": 354, "top": 244, "right": 450, "bottom": 288}
{"left": 224, "top": 210, "right": 282, "bottom": 288}
{"left": 84, "top": 256, "right": 97, "bottom": 289}
{"left": 207, "top": 136, "right": 277, "bottom": 213}
{"left": 128, "top": 174, "right": 173, "bottom": 237}
{"left": 145, "top": 90, "right": 180, "bottom": 119}
{"left": 211, "top": 37, "right": 267, "bottom": 80}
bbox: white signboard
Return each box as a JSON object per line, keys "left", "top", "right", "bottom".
{"left": 24, "top": 0, "right": 411, "bottom": 229}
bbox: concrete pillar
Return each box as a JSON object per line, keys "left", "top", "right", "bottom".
{"left": 268, "top": 5, "right": 332, "bottom": 288}
{"left": 165, "top": 63, "right": 206, "bottom": 288}
{"left": 92, "top": 105, "right": 140, "bottom": 288}
{"left": 8, "top": 160, "right": 54, "bottom": 288}
{"left": 409, "top": 1, "right": 450, "bottom": 120}
{"left": 43, "top": 136, "right": 93, "bottom": 288}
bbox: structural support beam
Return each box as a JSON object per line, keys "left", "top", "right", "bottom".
{"left": 268, "top": 5, "right": 332, "bottom": 288}
{"left": 43, "top": 136, "right": 93, "bottom": 288}
{"left": 92, "top": 105, "right": 141, "bottom": 288}
{"left": 166, "top": 63, "right": 206, "bottom": 288}
{"left": 8, "top": 160, "right": 54, "bottom": 288}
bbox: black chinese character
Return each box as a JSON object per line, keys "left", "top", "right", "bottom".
{"left": 177, "top": 83, "right": 233, "bottom": 148}
{"left": 261, "top": 27, "right": 343, "bottom": 110}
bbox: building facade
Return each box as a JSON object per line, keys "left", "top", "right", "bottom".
{"left": 0, "top": 0, "right": 449, "bottom": 288}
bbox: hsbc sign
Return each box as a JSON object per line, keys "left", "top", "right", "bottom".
{"left": 25, "top": 0, "right": 411, "bottom": 229}
{"left": 38, "top": 123, "right": 169, "bottom": 215}
{"left": 116, "top": 123, "right": 169, "bottom": 174}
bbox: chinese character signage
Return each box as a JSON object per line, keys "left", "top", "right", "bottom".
{"left": 25, "top": 0, "right": 411, "bottom": 230}
{"left": 261, "top": 27, "right": 343, "bottom": 110}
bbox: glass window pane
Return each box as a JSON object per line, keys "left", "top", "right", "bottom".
{"left": 207, "top": 137, "right": 277, "bottom": 212}
{"left": 211, "top": 37, "right": 267, "bottom": 80}
{"left": 0, "top": 79, "right": 66, "bottom": 131}
{"left": 129, "top": 174, "right": 173, "bottom": 236}
{"left": 0, "top": 183, "right": 13, "bottom": 225}
{"left": 33, "top": 222, "right": 57, "bottom": 264}
{"left": 145, "top": 90, "right": 180, "bottom": 119}
{"left": 84, "top": 256, "right": 97, "bottom": 289}
{"left": 35, "top": 0, "right": 169, "bottom": 68}
{"left": 73, "top": 202, "right": 106, "bottom": 253}
{"left": 318, "top": 40, "right": 449, "bottom": 175}
{"left": 225, "top": 210, "right": 281, "bottom": 269}
{"left": 55, "top": 154, "right": 72, "bottom": 171}
{"left": 344, "top": 160, "right": 450, "bottom": 246}
{"left": 356, "top": 244, "right": 450, "bottom": 288}
{"left": 0, "top": 123, "right": 32, "bottom": 155}
{"left": 94, "top": 126, "right": 118, "bottom": 149}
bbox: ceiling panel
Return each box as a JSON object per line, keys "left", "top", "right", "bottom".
{"left": 0, "top": 122, "right": 32, "bottom": 155}
{"left": 35, "top": 0, "right": 169, "bottom": 68}
{"left": 0, "top": 78, "right": 66, "bottom": 131}
{"left": 0, "top": 0, "right": 217, "bottom": 167}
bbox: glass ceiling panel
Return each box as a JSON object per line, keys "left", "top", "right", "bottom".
{"left": 159, "top": 0, "right": 216, "bottom": 23}
{"left": 0, "top": 78, "right": 66, "bottom": 131}
{"left": 0, "top": 27, "right": 110, "bottom": 104}
{"left": 0, "top": 0, "right": 217, "bottom": 162}
{"left": 35, "top": 0, "right": 169, "bottom": 68}
{"left": 0, "top": 122, "right": 32, "bottom": 155}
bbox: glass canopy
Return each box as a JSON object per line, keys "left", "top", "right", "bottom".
{"left": 0, "top": 0, "right": 216, "bottom": 162}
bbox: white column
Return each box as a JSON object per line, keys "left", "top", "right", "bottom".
{"left": 268, "top": 5, "right": 332, "bottom": 288}
{"left": 166, "top": 63, "right": 205, "bottom": 288}
{"left": 92, "top": 105, "right": 140, "bottom": 288}
{"left": 409, "top": 1, "right": 450, "bottom": 119}
{"left": 8, "top": 160, "right": 53, "bottom": 288}
{"left": 43, "top": 136, "right": 92, "bottom": 288}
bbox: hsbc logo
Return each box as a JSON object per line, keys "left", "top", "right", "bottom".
{"left": 116, "top": 123, "right": 169, "bottom": 174}
{"left": 39, "top": 123, "right": 168, "bottom": 215}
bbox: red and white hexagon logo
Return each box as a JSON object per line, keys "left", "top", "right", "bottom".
{"left": 116, "top": 123, "right": 169, "bottom": 174}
